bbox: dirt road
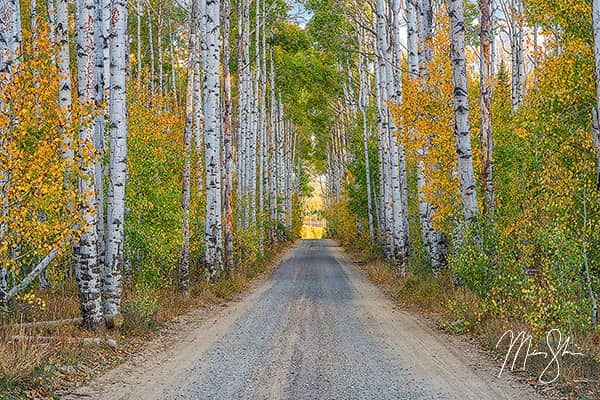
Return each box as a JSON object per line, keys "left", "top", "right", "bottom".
{"left": 67, "top": 240, "right": 545, "bottom": 400}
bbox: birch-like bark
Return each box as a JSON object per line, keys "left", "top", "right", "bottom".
{"left": 268, "top": 45, "right": 278, "bottom": 242}
{"left": 418, "top": 0, "right": 447, "bottom": 272}
{"left": 93, "top": 0, "right": 107, "bottom": 271}
{"left": 156, "top": 2, "right": 164, "bottom": 96}
{"left": 75, "top": 0, "right": 103, "bottom": 330}
{"left": 260, "top": 0, "right": 268, "bottom": 244}
{"left": 169, "top": 19, "right": 178, "bottom": 103}
{"left": 249, "top": 42, "right": 258, "bottom": 228}
{"left": 592, "top": 0, "right": 600, "bottom": 188}
{"left": 256, "top": 0, "right": 265, "bottom": 248}
{"left": 47, "top": 0, "right": 56, "bottom": 47}
{"left": 202, "top": 0, "right": 223, "bottom": 278}
{"left": 357, "top": 27, "right": 374, "bottom": 239}
{"left": 449, "top": 0, "right": 478, "bottom": 221}
{"left": 136, "top": 0, "right": 142, "bottom": 89}
{"left": 0, "top": 0, "right": 22, "bottom": 304}
{"left": 57, "top": 0, "right": 73, "bottom": 164}
{"left": 510, "top": 0, "right": 524, "bottom": 112}
{"left": 277, "top": 96, "right": 286, "bottom": 234}
{"left": 376, "top": 0, "right": 407, "bottom": 272}
{"left": 406, "top": 0, "right": 419, "bottom": 80}
{"left": 179, "top": 0, "right": 198, "bottom": 292}
{"left": 374, "top": 57, "right": 394, "bottom": 261}
{"left": 236, "top": 0, "right": 250, "bottom": 221}
{"left": 30, "top": 0, "right": 38, "bottom": 53}
{"left": 104, "top": 0, "right": 128, "bottom": 324}
{"left": 194, "top": 0, "right": 204, "bottom": 193}
{"left": 193, "top": 53, "right": 204, "bottom": 191}
{"left": 147, "top": 3, "right": 155, "bottom": 96}
{"left": 480, "top": 0, "right": 494, "bottom": 217}
{"left": 391, "top": 0, "right": 410, "bottom": 266}
{"left": 222, "top": 0, "right": 234, "bottom": 274}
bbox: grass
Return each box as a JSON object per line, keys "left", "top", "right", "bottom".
{"left": 0, "top": 243, "right": 288, "bottom": 399}
{"left": 343, "top": 245, "right": 600, "bottom": 400}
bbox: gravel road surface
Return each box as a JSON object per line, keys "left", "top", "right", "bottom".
{"left": 68, "top": 240, "right": 545, "bottom": 400}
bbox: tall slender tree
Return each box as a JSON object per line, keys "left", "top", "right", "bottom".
{"left": 357, "top": 26, "right": 374, "bottom": 239}
{"left": 0, "top": 0, "right": 22, "bottom": 304}
{"left": 75, "top": 0, "right": 103, "bottom": 330}
{"left": 593, "top": 0, "right": 600, "bottom": 188}
{"left": 480, "top": 0, "right": 494, "bottom": 217}
{"left": 103, "top": 0, "right": 129, "bottom": 325}
{"left": 201, "top": 0, "right": 223, "bottom": 278}
{"left": 449, "top": 0, "right": 478, "bottom": 221}
{"left": 179, "top": 0, "right": 199, "bottom": 293}
{"left": 222, "top": 0, "right": 234, "bottom": 274}
{"left": 418, "top": 0, "right": 447, "bottom": 273}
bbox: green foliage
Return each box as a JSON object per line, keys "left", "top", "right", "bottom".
{"left": 125, "top": 89, "right": 188, "bottom": 289}
{"left": 123, "top": 285, "right": 160, "bottom": 330}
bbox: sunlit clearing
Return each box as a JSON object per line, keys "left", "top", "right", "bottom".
{"left": 301, "top": 175, "right": 326, "bottom": 239}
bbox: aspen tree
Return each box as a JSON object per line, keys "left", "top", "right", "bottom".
{"left": 0, "top": 0, "right": 22, "bottom": 304}
{"left": 103, "top": 0, "right": 129, "bottom": 325}
{"left": 179, "top": 0, "right": 198, "bottom": 292}
{"left": 480, "top": 0, "right": 494, "bottom": 216}
{"left": 449, "top": 0, "right": 478, "bottom": 221}
{"left": 593, "top": 0, "right": 600, "bottom": 188}
{"left": 222, "top": 0, "right": 234, "bottom": 273}
{"left": 75, "top": 0, "right": 103, "bottom": 330}
{"left": 201, "top": 0, "right": 224, "bottom": 278}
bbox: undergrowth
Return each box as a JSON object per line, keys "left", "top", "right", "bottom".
{"left": 0, "top": 242, "right": 288, "bottom": 399}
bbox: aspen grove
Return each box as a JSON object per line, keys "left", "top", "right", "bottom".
{"left": 0, "top": 0, "right": 599, "bottom": 395}
{"left": 0, "top": 0, "right": 303, "bottom": 330}
{"left": 319, "top": 0, "right": 600, "bottom": 338}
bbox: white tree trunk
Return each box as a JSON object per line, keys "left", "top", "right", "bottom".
{"left": 147, "top": 3, "right": 155, "bottom": 95}
{"left": 277, "top": 96, "right": 286, "bottom": 234}
{"left": 201, "top": 0, "right": 223, "bottom": 278}
{"left": 510, "top": 0, "right": 524, "bottom": 112}
{"left": 136, "top": 0, "right": 142, "bottom": 89}
{"left": 222, "top": 0, "right": 234, "bottom": 273}
{"left": 480, "top": 0, "right": 494, "bottom": 217}
{"left": 236, "top": 0, "right": 250, "bottom": 223}
{"left": 268, "top": 45, "right": 278, "bottom": 242}
{"left": 256, "top": 0, "right": 265, "bottom": 248}
{"left": 93, "top": 0, "right": 107, "bottom": 272}
{"left": 179, "top": 0, "right": 198, "bottom": 292}
{"left": 193, "top": 19, "right": 204, "bottom": 193}
{"left": 57, "top": 0, "right": 73, "bottom": 164}
{"left": 406, "top": 0, "right": 419, "bottom": 80}
{"left": 75, "top": 0, "right": 103, "bottom": 330}
{"left": 449, "top": 0, "right": 478, "bottom": 221}
{"left": 592, "top": 0, "right": 600, "bottom": 188}
{"left": 169, "top": 20, "right": 178, "bottom": 103}
{"left": 104, "top": 0, "right": 128, "bottom": 325}
{"left": 418, "top": 0, "right": 447, "bottom": 273}
{"left": 47, "top": 0, "right": 56, "bottom": 48}
{"left": 30, "top": 0, "right": 38, "bottom": 53}
{"left": 376, "top": 0, "right": 407, "bottom": 273}
{"left": 374, "top": 58, "right": 394, "bottom": 261}
{"left": 357, "top": 27, "right": 374, "bottom": 239}
{"left": 0, "top": 0, "right": 22, "bottom": 304}
{"left": 260, "top": 0, "right": 268, "bottom": 245}
{"left": 156, "top": 3, "right": 164, "bottom": 96}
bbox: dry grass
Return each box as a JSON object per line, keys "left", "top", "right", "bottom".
{"left": 347, "top": 249, "right": 600, "bottom": 400}
{"left": 0, "top": 243, "right": 287, "bottom": 399}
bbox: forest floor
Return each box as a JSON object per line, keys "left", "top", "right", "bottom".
{"left": 347, "top": 249, "right": 600, "bottom": 400}
{"left": 0, "top": 244, "right": 291, "bottom": 399}
{"left": 63, "top": 239, "right": 549, "bottom": 400}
